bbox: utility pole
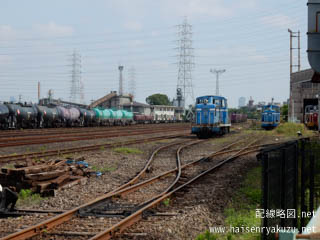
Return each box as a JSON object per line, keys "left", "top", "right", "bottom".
{"left": 288, "top": 29, "right": 300, "bottom": 122}
{"left": 70, "top": 50, "right": 82, "bottom": 103}
{"left": 210, "top": 69, "right": 226, "bottom": 96}
{"left": 288, "top": 29, "right": 301, "bottom": 75}
{"left": 176, "top": 17, "right": 194, "bottom": 110}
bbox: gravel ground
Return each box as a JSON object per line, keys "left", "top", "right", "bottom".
{"left": 0, "top": 127, "right": 287, "bottom": 239}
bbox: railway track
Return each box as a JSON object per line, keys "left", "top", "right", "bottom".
{"left": 0, "top": 125, "right": 189, "bottom": 149}
{"left": 0, "top": 132, "right": 190, "bottom": 163}
{"left": 1, "top": 135, "right": 264, "bottom": 240}
{"left": 0, "top": 123, "right": 188, "bottom": 138}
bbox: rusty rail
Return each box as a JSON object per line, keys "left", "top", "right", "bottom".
{"left": 1, "top": 136, "right": 249, "bottom": 240}
{"left": 0, "top": 126, "right": 189, "bottom": 148}
{"left": 89, "top": 138, "right": 261, "bottom": 240}
{"left": 0, "top": 132, "right": 189, "bottom": 163}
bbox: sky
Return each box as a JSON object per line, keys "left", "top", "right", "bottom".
{"left": 0, "top": 0, "right": 309, "bottom": 108}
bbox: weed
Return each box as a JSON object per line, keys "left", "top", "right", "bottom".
{"left": 163, "top": 198, "right": 170, "bottom": 207}
{"left": 100, "top": 146, "right": 105, "bottom": 151}
{"left": 196, "top": 231, "right": 217, "bottom": 240}
{"left": 273, "top": 123, "right": 314, "bottom": 137}
{"left": 3, "top": 164, "right": 15, "bottom": 169}
{"left": 17, "top": 189, "right": 44, "bottom": 206}
{"left": 38, "top": 146, "right": 47, "bottom": 152}
{"left": 113, "top": 147, "right": 143, "bottom": 154}
{"left": 195, "top": 167, "right": 262, "bottom": 240}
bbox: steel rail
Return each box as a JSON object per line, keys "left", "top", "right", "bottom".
{"left": 0, "top": 138, "right": 202, "bottom": 240}
{"left": 0, "top": 127, "right": 189, "bottom": 148}
{"left": 0, "top": 132, "right": 189, "bottom": 163}
{"left": 0, "top": 123, "right": 188, "bottom": 138}
{"left": 90, "top": 138, "right": 261, "bottom": 240}
{"left": 0, "top": 125, "right": 188, "bottom": 141}
{"left": 1, "top": 136, "right": 254, "bottom": 240}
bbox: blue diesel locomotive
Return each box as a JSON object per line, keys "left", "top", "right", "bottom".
{"left": 261, "top": 104, "right": 280, "bottom": 130}
{"left": 192, "top": 95, "right": 231, "bottom": 138}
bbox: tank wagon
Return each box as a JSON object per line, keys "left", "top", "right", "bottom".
{"left": 79, "top": 108, "right": 96, "bottom": 127}
{"left": 191, "top": 95, "right": 231, "bottom": 138}
{"left": 0, "top": 104, "right": 9, "bottom": 129}
{"left": 305, "top": 105, "right": 318, "bottom": 130}
{"left": 6, "top": 103, "right": 38, "bottom": 129}
{"left": 261, "top": 104, "right": 280, "bottom": 130}
{"left": 36, "top": 105, "right": 59, "bottom": 128}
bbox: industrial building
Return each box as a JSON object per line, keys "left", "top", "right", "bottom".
{"left": 289, "top": 68, "right": 320, "bottom": 123}
{"left": 238, "top": 97, "right": 246, "bottom": 108}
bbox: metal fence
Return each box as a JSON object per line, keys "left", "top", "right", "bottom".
{"left": 258, "top": 137, "right": 320, "bottom": 240}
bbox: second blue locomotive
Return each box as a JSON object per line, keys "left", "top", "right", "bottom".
{"left": 261, "top": 104, "right": 280, "bottom": 130}
{"left": 192, "top": 95, "right": 231, "bottom": 138}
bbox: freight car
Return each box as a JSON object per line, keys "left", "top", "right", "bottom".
{"left": 6, "top": 103, "right": 38, "bottom": 129}
{"left": 79, "top": 108, "right": 96, "bottom": 127}
{"left": 304, "top": 105, "right": 318, "bottom": 130}
{"left": 261, "top": 104, "right": 280, "bottom": 130}
{"left": 230, "top": 113, "right": 247, "bottom": 123}
{"left": 0, "top": 104, "right": 9, "bottom": 129}
{"left": 36, "top": 105, "right": 60, "bottom": 128}
{"left": 191, "top": 95, "right": 231, "bottom": 138}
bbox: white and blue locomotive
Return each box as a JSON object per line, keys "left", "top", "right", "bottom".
{"left": 191, "top": 95, "right": 231, "bottom": 138}
{"left": 261, "top": 104, "right": 280, "bottom": 130}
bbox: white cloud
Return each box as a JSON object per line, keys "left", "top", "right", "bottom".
{"left": 33, "top": 22, "right": 74, "bottom": 37}
{"left": 0, "top": 55, "right": 14, "bottom": 66}
{"left": 260, "top": 14, "right": 297, "bottom": 29}
{"left": 0, "top": 25, "right": 18, "bottom": 41}
{"left": 124, "top": 21, "right": 143, "bottom": 31}
{"left": 162, "top": 0, "right": 256, "bottom": 19}
{"left": 166, "top": 0, "right": 232, "bottom": 18}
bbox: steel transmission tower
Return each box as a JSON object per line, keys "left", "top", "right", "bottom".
{"left": 176, "top": 18, "right": 194, "bottom": 109}
{"left": 70, "top": 50, "right": 82, "bottom": 103}
{"left": 128, "top": 66, "right": 136, "bottom": 98}
{"left": 80, "top": 80, "right": 85, "bottom": 104}
{"left": 210, "top": 69, "right": 226, "bottom": 96}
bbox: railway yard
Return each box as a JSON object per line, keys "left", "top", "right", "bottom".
{"left": 0, "top": 122, "right": 301, "bottom": 240}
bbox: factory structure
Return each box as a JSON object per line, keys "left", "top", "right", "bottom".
{"left": 289, "top": 68, "right": 320, "bottom": 123}
{"left": 88, "top": 66, "right": 183, "bottom": 122}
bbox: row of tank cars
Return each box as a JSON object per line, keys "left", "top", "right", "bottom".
{"left": 0, "top": 102, "right": 179, "bottom": 130}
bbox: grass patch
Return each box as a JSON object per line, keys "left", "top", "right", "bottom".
{"left": 17, "top": 189, "right": 44, "bottom": 206}
{"left": 91, "top": 165, "right": 117, "bottom": 173}
{"left": 272, "top": 122, "right": 314, "bottom": 137}
{"left": 196, "top": 167, "right": 262, "bottom": 240}
{"left": 113, "top": 147, "right": 143, "bottom": 154}
{"left": 163, "top": 198, "right": 170, "bottom": 207}
{"left": 2, "top": 164, "right": 15, "bottom": 169}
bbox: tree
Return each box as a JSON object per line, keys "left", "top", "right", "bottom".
{"left": 146, "top": 94, "right": 171, "bottom": 105}
{"left": 281, "top": 104, "right": 288, "bottom": 121}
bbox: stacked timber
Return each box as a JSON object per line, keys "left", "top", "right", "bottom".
{"left": 0, "top": 157, "right": 94, "bottom": 195}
